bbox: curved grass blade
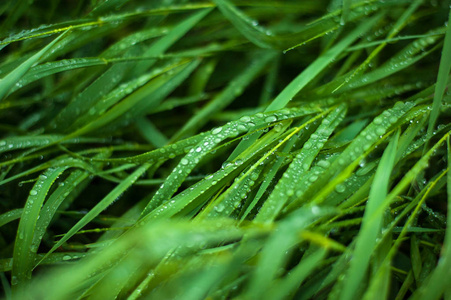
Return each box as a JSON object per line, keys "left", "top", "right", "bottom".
{"left": 9, "top": 57, "right": 109, "bottom": 94}
{"left": 131, "top": 8, "right": 212, "bottom": 76}
{"left": 64, "top": 59, "right": 199, "bottom": 138}
{"left": 407, "top": 137, "right": 451, "bottom": 300}
{"left": 0, "top": 209, "right": 22, "bottom": 228}
{"left": 141, "top": 122, "right": 291, "bottom": 221}
{"left": 172, "top": 51, "right": 276, "bottom": 140}
{"left": 239, "top": 127, "right": 300, "bottom": 222}
{"left": 332, "top": 0, "right": 423, "bottom": 93}
{"left": 12, "top": 166, "right": 69, "bottom": 292}
{"left": 0, "top": 252, "right": 88, "bottom": 273}
{"left": 244, "top": 206, "right": 336, "bottom": 299}
{"left": 140, "top": 106, "right": 320, "bottom": 218}
{"left": 312, "top": 27, "right": 443, "bottom": 96}
{"left": 199, "top": 121, "right": 292, "bottom": 219}
{"left": 31, "top": 161, "right": 107, "bottom": 270}
{"left": 0, "top": 135, "right": 108, "bottom": 154}
{"left": 212, "top": 0, "right": 275, "bottom": 49}
{"left": 338, "top": 130, "right": 399, "bottom": 300}
{"left": 0, "top": 157, "right": 95, "bottom": 187}
{"left": 38, "top": 164, "right": 150, "bottom": 264}
{"left": 0, "top": 31, "right": 67, "bottom": 101}
{"left": 426, "top": 8, "right": 451, "bottom": 142}
{"left": 268, "top": 15, "right": 380, "bottom": 112}
{"left": 65, "top": 58, "right": 187, "bottom": 133}
{"left": 228, "top": 15, "right": 380, "bottom": 161}
{"left": 286, "top": 101, "right": 415, "bottom": 211}
{"left": 264, "top": 247, "right": 328, "bottom": 300}
{"left": 101, "top": 28, "right": 168, "bottom": 57}
{"left": 256, "top": 104, "right": 346, "bottom": 223}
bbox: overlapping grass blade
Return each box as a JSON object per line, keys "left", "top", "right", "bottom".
{"left": 426, "top": 8, "right": 451, "bottom": 142}
{"left": 0, "top": 31, "right": 67, "bottom": 101}
{"left": 338, "top": 130, "right": 399, "bottom": 300}
{"left": 12, "top": 166, "right": 69, "bottom": 291}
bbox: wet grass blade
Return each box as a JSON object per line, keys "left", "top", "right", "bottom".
{"left": 338, "top": 130, "right": 399, "bottom": 300}
{"left": 39, "top": 164, "right": 150, "bottom": 263}
{"left": 426, "top": 8, "right": 451, "bottom": 142}
{"left": 12, "top": 166, "right": 69, "bottom": 292}
{"left": 0, "top": 31, "right": 67, "bottom": 101}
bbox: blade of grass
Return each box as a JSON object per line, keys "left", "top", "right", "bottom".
{"left": 228, "top": 14, "right": 380, "bottom": 161}
{"left": 426, "top": 7, "right": 451, "bottom": 144}
{"left": 338, "top": 130, "right": 399, "bottom": 300}
{"left": 0, "top": 31, "right": 67, "bottom": 101}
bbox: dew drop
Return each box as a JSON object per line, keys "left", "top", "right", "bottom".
{"left": 309, "top": 175, "right": 318, "bottom": 182}
{"left": 239, "top": 116, "right": 251, "bottom": 122}
{"left": 335, "top": 184, "right": 346, "bottom": 193}
{"left": 237, "top": 124, "right": 247, "bottom": 131}
{"left": 29, "top": 189, "right": 38, "bottom": 196}
{"left": 375, "top": 127, "right": 385, "bottom": 136}
{"left": 180, "top": 158, "right": 189, "bottom": 165}
{"left": 62, "top": 255, "right": 72, "bottom": 261}
{"left": 215, "top": 204, "right": 225, "bottom": 212}
{"left": 212, "top": 127, "right": 222, "bottom": 135}
{"left": 311, "top": 206, "right": 320, "bottom": 215}
{"left": 317, "top": 160, "right": 330, "bottom": 168}
{"left": 373, "top": 116, "right": 383, "bottom": 125}
{"left": 265, "top": 115, "right": 277, "bottom": 123}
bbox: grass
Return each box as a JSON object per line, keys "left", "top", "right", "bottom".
{"left": 0, "top": 0, "right": 450, "bottom": 299}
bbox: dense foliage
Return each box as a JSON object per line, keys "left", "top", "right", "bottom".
{"left": 1, "top": 0, "right": 451, "bottom": 299}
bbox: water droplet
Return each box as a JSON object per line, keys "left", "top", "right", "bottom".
{"left": 62, "top": 255, "right": 72, "bottom": 261}
{"left": 237, "top": 124, "right": 247, "bottom": 131}
{"left": 180, "top": 158, "right": 189, "bottom": 165}
{"left": 317, "top": 160, "right": 330, "bottom": 168}
{"left": 265, "top": 115, "right": 277, "bottom": 123}
{"left": 373, "top": 116, "right": 383, "bottom": 125}
{"left": 212, "top": 127, "right": 222, "bottom": 134}
{"left": 239, "top": 116, "right": 251, "bottom": 122}
{"left": 335, "top": 184, "right": 346, "bottom": 193}
{"left": 375, "top": 127, "right": 385, "bottom": 136}
{"left": 29, "top": 189, "right": 38, "bottom": 196}
{"left": 309, "top": 175, "right": 318, "bottom": 182}
{"left": 311, "top": 206, "right": 320, "bottom": 215}
{"left": 195, "top": 147, "right": 202, "bottom": 152}
{"left": 215, "top": 204, "right": 224, "bottom": 212}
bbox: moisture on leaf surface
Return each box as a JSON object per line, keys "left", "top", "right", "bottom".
{"left": 0, "top": 1, "right": 450, "bottom": 299}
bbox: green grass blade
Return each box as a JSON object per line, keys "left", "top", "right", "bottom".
{"left": 140, "top": 106, "right": 319, "bottom": 218}
{"left": 333, "top": 0, "right": 423, "bottom": 92}
{"left": 256, "top": 104, "right": 346, "bottom": 223}
{"left": 12, "top": 166, "right": 69, "bottom": 292}
{"left": 0, "top": 209, "right": 22, "bottom": 228}
{"left": 409, "top": 137, "right": 451, "bottom": 299}
{"left": 228, "top": 14, "right": 380, "bottom": 161}
{"left": 426, "top": 8, "right": 451, "bottom": 141}
{"left": 0, "top": 31, "right": 67, "bottom": 101}
{"left": 172, "top": 51, "right": 275, "bottom": 140}
{"left": 212, "top": 0, "right": 275, "bottom": 49}
{"left": 39, "top": 164, "right": 150, "bottom": 264}
{"left": 338, "top": 130, "right": 399, "bottom": 300}
{"left": 244, "top": 206, "right": 336, "bottom": 299}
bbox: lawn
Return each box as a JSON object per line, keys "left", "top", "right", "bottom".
{"left": 0, "top": 0, "right": 450, "bottom": 299}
